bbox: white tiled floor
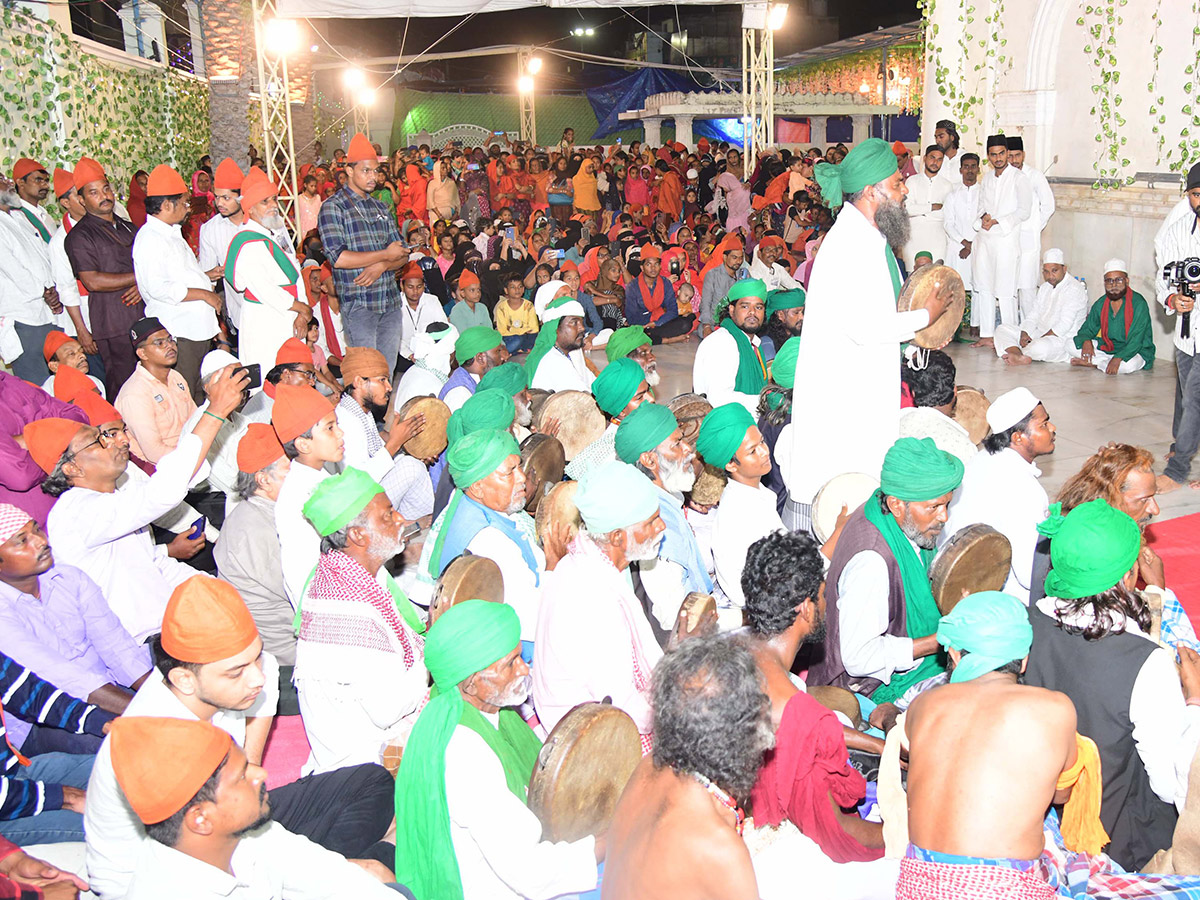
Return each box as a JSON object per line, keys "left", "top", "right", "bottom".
{"left": 606, "top": 336, "right": 1200, "bottom": 525}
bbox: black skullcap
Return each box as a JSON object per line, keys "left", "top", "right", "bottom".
{"left": 986, "top": 134, "right": 1008, "bottom": 149}
{"left": 1006, "top": 136, "right": 1024, "bottom": 151}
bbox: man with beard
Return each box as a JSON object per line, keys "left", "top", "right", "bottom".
{"left": 992, "top": 248, "right": 1088, "bottom": 366}
{"left": 198, "top": 158, "right": 249, "bottom": 331}
{"left": 1007, "top": 136, "right": 1056, "bottom": 319}
{"left": 606, "top": 326, "right": 660, "bottom": 392}
{"left": 970, "top": 135, "right": 1032, "bottom": 346}
{"left": 615, "top": 402, "right": 714, "bottom": 635}
{"left": 602, "top": 635, "right": 774, "bottom": 900}
{"left": 699, "top": 244, "right": 747, "bottom": 335}
{"left": 440, "top": 326, "right": 509, "bottom": 412}
{"left": 932, "top": 119, "right": 964, "bottom": 188}
{"left": 477, "top": 361, "right": 533, "bottom": 440}
{"left": 334, "top": 347, "right": 431, "bottom": 520}
{"left": 758, "top": 287, "right": 804, "bottom": 363}
{"left": 692, "top": 279, "right": 769, "bottom": 417}
{"left": 1069, "top": 259, "right": 1155, "bottom": 374}
{"left": 566, "top": 357, "right": 652, "bottom": 481}
{"left": 941, "top": 153, "right": 980, "bottom": 295}
{"left": 533, "top": 460, "right": 666, "bottom": 746}
{"left": 528, "top": 293, "right": 594, "bottom": 392}
{"left": 225, "top": 168, "right": 313, "bottom": 375}
{"left": 902, "top": 146, "right": 949, "bottom": 270}
{"left": 394, "top": 599, "right": 600, "bottom": 900}
{"left": 789, "top": 140, "right": 951, "bottom": 525}
{"left": 295, "top": 469, "right": 428, "bottom": 776}
{"left": 744, "top": 530, "right": 892, "bottom": 869}
{"left": 805, "top": 437, "right": 960, "bottom": 704}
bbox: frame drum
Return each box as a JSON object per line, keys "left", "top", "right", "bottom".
{"left": 535, "top": 391, "right": 605, "bottom": 461}
{"left": 811, "top": 473, "right": 879, "bottom": 543}
{"left": 953, "top": 386, "right": 990, "bottom": 446}
{"left": 897, "top": 264, "right": 966, "bottom": 350}
{"left": 928, "top": 524, "right": 1012, "bottom": 615}
{"left": 428, "top": 555, "right": 504, "bottom": 626}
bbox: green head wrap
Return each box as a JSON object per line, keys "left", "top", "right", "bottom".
{"left": 454, "top": 326, "right": 503, "bottom": 365}
{"left": 615, "top": 402, "right": 678, "bottom": 464}
{"left": 765, "top": 287, "right": 805, "bottom": 316}
{"left": 695, "top": 403, "right": 755, "bottom": 469}
{"left": 447, "top": 428, "right": 519, "bottom": 489}
{"left": 524, "top": 320, "right": 561, "bottom": 382}
{"left": 771, "top": 336, "right": 801, "bottom": 390}
{"left": 575, "top": 459, "right": 661, "bottom": 534}
{"left": 394, "top": 599, "right": 540, "bottom": 900}
{"left": 302, "top": 467, "right": 385, "bottom": 537}
{"left": 914, "top": 250, "right": 934, "bottom": 263}
{"left": 477, "top": 361, "right": 527, "bottom": 396}
{"left": 716, "top": 277, "right": 768, "bottom": 322}
{"left": 879, "top": 436, "right": 964, "bottom": 502}
{"left": 445, "top": 388, "right": 515, "bottom": 448}
{"left": 592, "top": 358, "right": 646, "bottom": 418}
{"left": 1042, "top": 499, "right": 1141, "bottom": 600}
{"left": 606, "top": 325, "right": 651, "bottom": 362}
{"left": 813, "top": 138, "right": 900, "bottom": 208}
{"left": 936, "top": 591, "right": 1033, "bottom": 684}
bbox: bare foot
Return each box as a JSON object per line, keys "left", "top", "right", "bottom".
{"left": 1005, "top": 352, "right": 1032, "bottom": 366}
{"left": 971, "top": 337, "right": 994, "bottom": 348}
{"left": 1157, "top": 474, "right": 1185, "bottom": 494}
{"left": 1190, "top": 480, "right": 1200, "bottom": 490}
{"left": 1069, "top": 357, "right": 1093, "bottom": 367}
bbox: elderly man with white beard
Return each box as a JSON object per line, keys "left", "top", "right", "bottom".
{"left": 615, "top": 402, "right": 715, "bottom": 635}
{"left": 606, "top": 326, "right": 661, "bottom": 394}
{"left": 477, "top": 360, "right": 534, "bottom": 441}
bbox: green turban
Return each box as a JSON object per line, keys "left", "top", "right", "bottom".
{"left": 696, "top": 403, "right": 755, "bottom": 469}
{"left": 592, "top": 358, "right": 646, "bottom": 418}
{"left": 302, "top": 466, "right": 384, "bottom": 537}
{"left": 606, "top": 325, "right": 651, "bottom": 363}
{"left": 394, "top": 598, "right": 540, "bottom": 900}
{"left": 813, "top": 138, "right": 900, "bottom": 208}
{"left": 1042, "top": 499, "right": 1141, "bottom": 600}
{"left": 446, "top": 388, "right": 515, "bottom": 448}
{"left": 477, "top": 361, "right": 527, "bottom": 396}
{"left": 615, "top": 402, "right": 678, "bottom": 464}
{"left": 575, "top": 459, "right": 661, "bottom": 534}
{"left": 447, "top": 428, "right": 519, "bottom": 489}
{"left": 879, "top": 436, "right": 964, "bottom": 502}
{"left": 914, "top": 250, "right": 933, "bottom": 263}
{"left": 771, "top": 336, "right": 801, "bottom": 390}
{"left": 765, "top": 288, "right": 805, "bottom": 316}
{"left": 454, "top": 326, "right": 503, "bottom": 364}
{"left": 716, "top": 277, "right": 768, "bottom": 322}
{"left": 936, "top": 591, "right": 1033, "bottom": 684}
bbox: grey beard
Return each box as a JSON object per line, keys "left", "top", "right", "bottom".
{"left": 514, "top": 397, "right": 533, "bottom": 427}
{"left": 625, "top": 529, "right": 663, "bottom": 562}
{"left": 261, "top": 212, "right": 287, "bottom": 231}
{"left": 369, "top": 530, "right": 405, "bottom": 561}
{"left": 506, "top": 488, "right": 527, "bottom": 515}
{"left": 643, "top": 366, "right": 661, "bottom": 387}
{"left": 492, "top": 674, "right": 532, "bottom": 708}
{"left": 0, "top": 190, "right": 21, "bottom": 211}
{"left": 874, "top": 193, "right": 911, "bottom": 251}
{"left": 899, "top": 508, "right": 938, "bottom": 550}
{"left": 659, "top": 450, "right": 697, "bottom": 493}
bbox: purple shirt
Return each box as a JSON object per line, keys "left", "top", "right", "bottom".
{"left": 0, "top": 563, "right": 150, "bottom": 748}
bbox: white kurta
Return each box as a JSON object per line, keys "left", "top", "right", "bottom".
{"left": 228, "top": 219, "right": 304, "bottom": 374}
{"left": 934, "top": 149, "right": 962, "bottom": 189}
{"left": 943, "top": 447, "right": 1049, "bottom": 604}
{"left": 274, "top": 461, "right": 329, "bottom": 607}
{"left": 896, "top": 407, "right": 977, "bottom": 464}
{"left": 711, "top": 479, "right": 785, "bottom": 612}
{"left": 49, "top": 216, "right": 87, "bottom": 334}
{"left": 392, "top": 363, "right": 447, "bottom": 412}
{"left": 748, "top": 254, "right": 802, "bottom": 292}
{"left": 787, "top": 203, "right": 930, "bottom": 505}
{"left": 972, "top": 165, "right": 1032, "bottom": 334}
{"left": 1156, "top": 211, "right": 1200, "bottom": 355}
{"left": 132, "top": 215, "right": 219, "bottom": 340}
{"left": 942, "top": 183, "right": 979, "bottom": 292}
{"left": 530, "top": 346, "right": 594, "bottom": 392}
{"left": 398, "top": 293, "right": 449, "bottom": 359}
{"left": 1016, "top": 165, "right": 1056, "bottom": 300}
{"left": 691, "top": 327, "right": 765, "bottom": 416}
{"left": 993, "top": 273, "right": 1089, "bottom": 362}
{"left": 902, "top": 172, "right": 951, "bottom": 268}
{"left": 198, "top": 212, "right": 246, "bottom": 328}
{"left": 835, "top": 545, "right": 920, "bottom": 686}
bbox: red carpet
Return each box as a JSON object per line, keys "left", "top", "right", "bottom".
{"left": 1145, "top": 513, "right": 1200, "bottom": 634}
{"left": 262, "top": 714, "right": 310, "bottom": 789}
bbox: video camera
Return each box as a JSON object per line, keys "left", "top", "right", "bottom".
{"left": 1164, "top": 258, "right": 1200, "bottom": 298}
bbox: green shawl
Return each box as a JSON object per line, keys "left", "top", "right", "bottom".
{"left": 718, "top": 318, "right": 767, "bottom": 395}
{"left": 524, "top": 319, "right": 560, "bottom": 383}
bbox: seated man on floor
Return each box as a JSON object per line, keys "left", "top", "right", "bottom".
{"left": 84, "top": 575, "right": 396, "bottom": 900}
{"left": 757, "top": 287, "right": 805, "bottom": 365}
{"left": 624, "top": 245, "right": 693, "bottom": 345}
{"left": 477, "top": 361, "right": 532, "bottom": 441}
{"left": 528, "top": 294, "right": 594, "bottom": 393}
{"left": 0, "top": 504, "right": 149, "bottom": 755}
{"left": 179, "top": 349, "right": 252, "bottom": 509}
{"left": 992, "top": 249, "right": 1089, "bottom": 366}
{"left": 109, "top": 718, "right": 402, "bottom": 900}
{"left": 692, "top": 280, "right": 768, "bottom": 416}
{"left": 897, "top": 349, "right": 976, "bottom": 464}
{"left": 565, "top": 357, "right": 652, "bottom": 481}
{"left": 805, "top": 437, "right": 959, "bottom": 705}
{"left": 439, "top": 326, "right": 508, "bottom": 412}
{"left": 606, "top": 325, "right": 661, "bottom": 390}
{"left": 393, "top": 322, "right": 458, "bottom": 414}
{"left": 393, "top": 600, "right": 600, "bottom": 900}
{"left": 42, "top": 330, "right": 104, "bottom": 397}
{"left": 114, "top": 317, "right": 197, "bottom": 464}
{"left": 241, "top": 338, "right": 321, "bottom": 425}
{"left": 295, "top": 469, "right": 428, "bottom": 775}
{"left": 1069, "top": 259, "right": 1156, "bottom": 374}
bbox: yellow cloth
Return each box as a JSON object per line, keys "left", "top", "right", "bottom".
{"left": 1056, "top": 733, "right": 1110, "bottom": 855}
{"left": 493, "top": 299, "right": 539, "bottom": 336}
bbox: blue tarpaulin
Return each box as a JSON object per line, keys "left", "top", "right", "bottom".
{"left": 585, "top": 68, "right": 727, "bottom": 141}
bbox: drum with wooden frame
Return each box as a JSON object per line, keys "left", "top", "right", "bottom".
{"left": 953, "top": 386, "right": 991, "bottom": 446}
{"left": 668, "top": 392, "right": 713, "bottom": 445}
{"left": 535, "top": 480, "right": 581, "bottom": 544}
{"left": 428, "top": 555, "right": 504, "bottom": 626}
{"left": 806, "top": 685, "right": 863, "bottom": 730}
{"left": 520, "top": 433, "right": 566, "bottom": 515}
{"left": 527, "top": 702, "right": 642, "bottom": 842}
{"left": 535, "top": 391, "right": 605, "bottom": 461}
{"left": 897, "top": 264, "right": 966, "bottom": 350}
{"left": 928, "top": 524, "right": 1012, "bottom": 615}
{"left": 811, "top": 473, "right": 880, "bottom": 543}
{"left": 678, "top": 592, "right": 718, "bottom": 634}
{"left": 399, "top": 396, "right": 451, "bottom": 461}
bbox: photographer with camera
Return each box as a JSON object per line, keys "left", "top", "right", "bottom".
{"left": 1156, "top": 161, "right": 1200, "bottom": 493}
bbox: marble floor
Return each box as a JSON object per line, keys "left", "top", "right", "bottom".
{"left": 620, "top": 336, "right": 1200, "bottom": 525}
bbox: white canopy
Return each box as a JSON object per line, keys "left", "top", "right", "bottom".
{"left": 279, "top": 0, "right": 727, "bottom": 19}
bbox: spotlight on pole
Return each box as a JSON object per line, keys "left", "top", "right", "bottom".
{"left": 517, "top": 75, "right": 535, "bottom": 93}
{"left": 572, "top": 27, "right": 583, "bottom": 36}
{"left": 343, "top": 66, "right": 365, "bottom": 89}
{"left": 357, "top": 87, "right": 377, "bottom": 107}
{"left": 528, "top": 56, "right": 543, "bottom": 74}
{"left": 768, "top": 3, "right": 788, "bottom": 31}
{"left": 584, "top": 27, "right": 594, "bottom": 36}
{"left": 264, "top": 18, "right": 299, "bottom": 55}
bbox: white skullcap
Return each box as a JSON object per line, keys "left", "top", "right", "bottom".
{"left": 200, "top": 348, "right": 241, "bottom": 382}
{"left": 687, "top": 168, "right": 699, "bottom": 180}
{"left": 413, "top": 323, "right": 458, "bottom": 362}
{"left": 535, "top": 280, "right": 570, "bottom": 319}
{"left": 1042, "top": 248, "right": 1065, "bottom": 265}
{"left": 1103, "top": 258, "right": 1127, "bottom": 274}
{"left": 986, "top": 387, "right": 1040, "bottom": 433}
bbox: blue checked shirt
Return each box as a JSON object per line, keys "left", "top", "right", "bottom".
{"left": 317, "top": 186, "right": 404, "bottom": 314}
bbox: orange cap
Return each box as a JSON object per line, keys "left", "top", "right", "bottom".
{"left": 74, "top": 392, "right": 122, "bottom": 428}
{"left": 892, "top": 140, "right": 908, "bottom": 156}
{"left": 237, "top": 422, "right": 286, "bottom": 473}
{"left": 42, "top": 330, "right": 75, "bottom": 363}
{"left": 213, "top": 157, "right": 244, "bottom": 191}
{"left": 12, "top": 158, "right": 45, "bottom": 182}
{"left": 22, "top": 418, "right": 86, "bottom": 475}
{"left": 757, "top": 235, "right": 786, "bottom": 250}
{"left": 110, "top": 717, "right": 232, "bottom": 825}
{"left": 161, "top": 575, "right": 259, "bottom": 663}
{"left": 275, "top": 337, "right": 313, "bottom": 368}
{"left": 52, "top": 168, "right": 75, "bottom": 200}
{"left": 458, "top": 268, "right": 480, "bottom": 289}
{"left": 640, "top": 244, "right": 662, "bottom": 260}
{"left": 271, "top": 384, "right": 334, "bottom": 444}
{"left": 73, "top": 157, "right": 106, "bottom": 191}
{"left": 400, "top": 261, "right": 423, "bottom": 282}
{"left": 51, "top": 363, "right": 98, "bottom": 403}
{"left": 559, "top": 259, "right": 578, "bottom": 273}
{"left": 145, "top": 164, "right": 188, "bottom": 197}
{"left": 345, "top": 132, "right": 376, "bottom": 163}
{"left": 239, "top": 167, "right": 277, "bottom": 213}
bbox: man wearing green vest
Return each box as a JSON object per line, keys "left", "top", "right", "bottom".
{"left": 394, "top": 599, "right": 600, "bottom": 900}
{"left": 690, "top": 278, "right": 769, "bottom": 416}
{"left": 805, "top": 436, "right": 962, "bottom": 704}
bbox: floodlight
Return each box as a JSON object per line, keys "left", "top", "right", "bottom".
{"left": 264, "top": 18, "right": 299, "bottom": 55}
{"left": 528, "top": 56, "right": 543, "bottom": 74}
{"left": 518, "top": 75, "right": 534, "bottom": 93}
{"left": 768, "top": 4, "right": 788, "bottom": 31}
{"left": 344, "top": 67, "right": 365, "bottom": 89}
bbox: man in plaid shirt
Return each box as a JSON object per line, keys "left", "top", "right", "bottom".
{"left": 317, "top": 133, "right": 410, "bottom": 371}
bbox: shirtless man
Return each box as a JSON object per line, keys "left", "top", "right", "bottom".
{"left": 602, "top": 636, "right": 774, "bottom": 900}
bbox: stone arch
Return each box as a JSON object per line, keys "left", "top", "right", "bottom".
{"left": 1025, "top": 0, "right": 1071, "bottom": 92}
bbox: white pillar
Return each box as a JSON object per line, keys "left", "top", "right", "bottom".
{"left": 807, "top": 115, "right": 827, "bottom": 146}
{"left": 850, "top": 114, "right": 871, "bottom": 145}
{"left": 643, "top": 116, "right": 663, "bottom": 147}
{"left": 674, "top": 114, "right": 694, "bottom": 150}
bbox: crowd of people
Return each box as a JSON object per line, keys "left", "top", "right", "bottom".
{"left": 0, "top": 115, "right": 1198, "bottom": 900}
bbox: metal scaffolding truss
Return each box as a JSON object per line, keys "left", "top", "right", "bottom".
{"left": 253, "top": 0, "right": 301, "bottom": 242}
{"left": 741, "top": 25, "right": 774, "bottom": 165}
{"left": 517, "top": 46, "right": 537, "bottom": 143}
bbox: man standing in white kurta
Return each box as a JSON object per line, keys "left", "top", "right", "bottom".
{"left": 971, "top": 135, "right": 1032, "bottom": 342}
{"left": 993, "top": 248, "right": 1089, "bottom": 365}
{"left": 788, "top": 138, "right": 951, "bottom": 516}
{"left": 1007, "top": 136, "right": 1057, "bottom": 319}
{"left": 902, "top": 146, "right": 951, "bottom": 269}
{"left": 933, "top": 119, "right": 964, "bottom": 189}
{"left": 942, "top": 153, "right": 981, "bottom": 293}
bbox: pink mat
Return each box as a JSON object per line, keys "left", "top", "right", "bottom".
{"left": 1145, "top": 513, "right": 1200, "bottom": 634}
{"left": 261, "top": 715, "right": 311, "bottom": 789}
